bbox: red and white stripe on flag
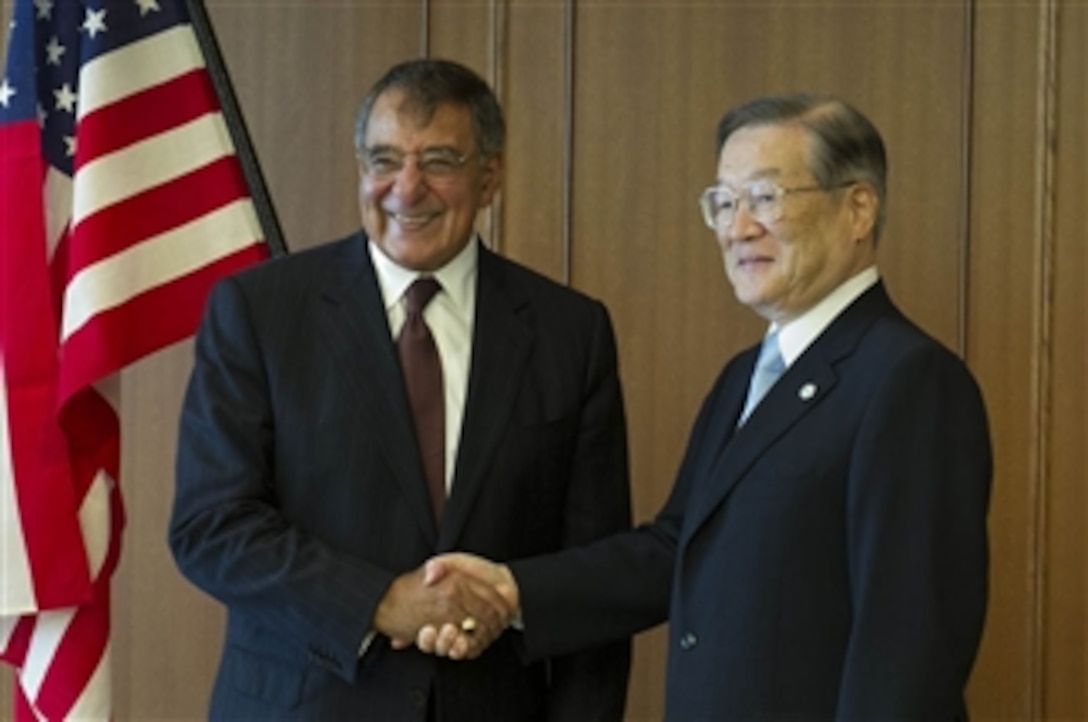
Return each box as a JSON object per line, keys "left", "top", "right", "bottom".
{"left": 1, "top": 1, "right": 269, "bottom": 719}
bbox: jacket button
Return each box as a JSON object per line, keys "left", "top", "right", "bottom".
{"left": 411, "top": 688, "right": 428, "bottom": 708}
{"left": 679, "top": 632, "right": 697, "bottom": 650}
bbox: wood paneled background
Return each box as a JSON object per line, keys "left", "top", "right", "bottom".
{"left": 2, "top": 1, "right": 1084, "bottom": 719}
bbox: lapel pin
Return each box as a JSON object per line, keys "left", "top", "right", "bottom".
{"left": 798, "top": 382, "right": 818, "bottom": 401}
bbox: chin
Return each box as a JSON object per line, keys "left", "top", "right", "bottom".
{"left": 377, "top": 237, "right": 434, "bottom": 268}
{"left": 730, "top": 282, "right": 762, "bottom": 306}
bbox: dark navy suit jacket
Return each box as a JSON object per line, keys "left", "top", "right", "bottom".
{"left": 512, "top": 282, "right": 992, "bottom": 721}
{"left": 169, "top": 232, "right": 632, "bottom": 721}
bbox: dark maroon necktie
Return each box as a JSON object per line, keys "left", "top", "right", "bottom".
{"left": 397, "top": 278, "right": 445, "bottom": 523}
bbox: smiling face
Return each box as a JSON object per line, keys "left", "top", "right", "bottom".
{"left": 358, "top": 89, "right": 502, "bottom": 272}
{"left": 715, "top": 122, "right": 878, "bottom": 324}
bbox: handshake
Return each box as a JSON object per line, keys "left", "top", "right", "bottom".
{"left": 374, "top": 553, "right": 519, "bottom": 661}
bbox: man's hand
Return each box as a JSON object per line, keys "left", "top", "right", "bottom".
{"left": 373, "top": 562, "right": 514, "bottom": 660}
{"left": 414, "top": 553, "right": 521, "bottom": 660}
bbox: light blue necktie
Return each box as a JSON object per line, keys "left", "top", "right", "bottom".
{"left": 739, "top": 330, "right": 785, "bottom": 425}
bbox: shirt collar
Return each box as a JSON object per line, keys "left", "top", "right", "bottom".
{"left": 368, "top": 237, "right": 479, "bottom": 316}
{"left": 770, "top": 266, "right": 880, "bottom": 365}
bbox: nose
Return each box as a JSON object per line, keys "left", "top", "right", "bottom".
{"left": 389, "top": 158, "right": 428, "bottom": 201}
{"left": 720, "top": 201, "right": 763, "bottom": 245}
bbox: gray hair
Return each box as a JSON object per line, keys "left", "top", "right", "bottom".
{"left": 716, "top": 93, "right": 888, "bottom": 243}
{"left": 354, "top": 58, "right": 505, "bottom": 159}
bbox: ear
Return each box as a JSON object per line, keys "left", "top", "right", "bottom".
{"left": 847, "top": 181, "right": 879, "bottom": 242}
{"left": 478, "top": 152, "right": 504, "bottom": 207}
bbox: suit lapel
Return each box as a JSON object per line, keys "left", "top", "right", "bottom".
{"left": 680, "top": 283, "right": 894, "bottom": 543}
{"left": 439, "top": 247, "right": 533, "bottom": 548}
{"left": 314, "top": 233, "right": 439, "bottom": 542}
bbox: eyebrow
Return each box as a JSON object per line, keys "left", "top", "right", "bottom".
{"left": 715, "top": 168, "right": 785, "bottom": 186}
{"left": 363, "top": 143, "right": 463, "bottom": 154}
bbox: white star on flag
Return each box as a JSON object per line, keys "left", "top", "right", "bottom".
{"left": 53, "top": 82, "right": 77, "bottom": 113}
{"left": 82, "top": 8, "right": 108, "bottom": 38}
{"left": 34, "top": 0, "right": 54, "bottom": 21}
{"left": 0, "top": 78, "right": 15, "bottom": 107}
{"left": 135, "top": 0, "right": 162, "bottom": 17}
{"left": 45, "top": 36, "right": 66, "bottom": 66}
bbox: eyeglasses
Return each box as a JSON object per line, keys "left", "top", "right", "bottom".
{"left": 359, "top": 146, "right": 478, "bottom": 181}
{"left": 698, "top": 179, "right": 855, "bottom": 231}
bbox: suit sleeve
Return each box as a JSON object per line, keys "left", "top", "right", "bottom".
{"left": 168, "top": 277, "right": 389, "bottom": 684}
{"left": 510, "top": 352, "right": 739, "bottom": 664}
{"left": 837, "top": 344, "right": 992, "bottom": 719}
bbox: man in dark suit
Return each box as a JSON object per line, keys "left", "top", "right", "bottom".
{"left": 168, "top": 59, "right": 632, "bottom": 721}
{"left": 422, "top": 93, "right": 993, "bottom": 720}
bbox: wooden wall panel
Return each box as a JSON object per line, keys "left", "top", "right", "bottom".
{"left": 1044, "top": 2, "right": 1087, "bottom": 717}
{"left": 112, "top": 344, "right": 214, "bottom": 720}
{"left": 967, "top": 2, "right": 1047, "bottom": 718}
{"left": 428, "top": 0, "right": 493, "bottom": 84}
{"left": 499, "top": 0, "right": 570, "bottom": 281}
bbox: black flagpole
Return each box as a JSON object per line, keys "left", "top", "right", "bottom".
{"left": 186, "top": 0, "right": 289, "bottom": 257}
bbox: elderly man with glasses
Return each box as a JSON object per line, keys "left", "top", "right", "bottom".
{"left": 424, "top": 93, "right": 993, "bottom": 721}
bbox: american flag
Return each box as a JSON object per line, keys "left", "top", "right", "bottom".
{"left": 0, "top": 0, "right": 271, "bottom": 718}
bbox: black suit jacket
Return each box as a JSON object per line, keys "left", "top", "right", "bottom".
{"left": 169, "top": 232, "right": 632, "bottom": 721}
{"left": 512, "top": 282, "right": 992, "bottom": 721}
